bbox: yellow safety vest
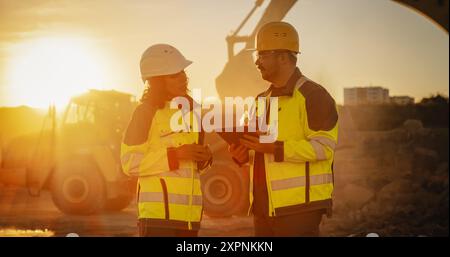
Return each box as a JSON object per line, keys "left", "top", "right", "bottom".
{"left": 249, "top": 70, "right": 338, "bottom": 217}
{"left": 121, "top": 101, "right": 204, "bottom": 230}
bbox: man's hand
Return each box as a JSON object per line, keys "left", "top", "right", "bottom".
{"left": 176, "top": 144, "right": 212, "bottom": 162}
{"left": 239, "top": 134, "right": 275, "bottom": 154}
{"left": 228, "top": 143, "right": 249, "bottom": 164}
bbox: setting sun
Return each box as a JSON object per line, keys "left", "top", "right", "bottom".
{"left": 6, "top": 37, "right": 110, "bottom": 109}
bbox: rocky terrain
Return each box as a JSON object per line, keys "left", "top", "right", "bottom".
{"left": 322, "top": 120, "right": 449, "bottom": 236}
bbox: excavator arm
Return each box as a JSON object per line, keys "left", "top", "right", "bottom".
{"left": 226, "top": 0, "right": 297, "bottom": 60}
{"left": 216, "top": 0, "right": 448, "bottom": 100}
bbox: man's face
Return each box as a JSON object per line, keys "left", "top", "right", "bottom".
{"left": 254, "top": 50, "right": 281, "bottom": 82}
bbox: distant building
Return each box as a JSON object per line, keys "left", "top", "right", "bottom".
{"left": 344, "top": 87, "right": 389, "bottom": 105}
{"left": 389, "top": 96, "right": 414, "bottom": 105}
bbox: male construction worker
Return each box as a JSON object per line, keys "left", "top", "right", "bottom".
{"left": 229, "top": 21, "right": 338, "bottom": 236}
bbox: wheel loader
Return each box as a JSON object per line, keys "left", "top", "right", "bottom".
{"left": 0, "top": 90, "right": 137, "bottom": 215}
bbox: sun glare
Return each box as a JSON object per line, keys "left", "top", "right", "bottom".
{"left": 6, "top": 37, "right": 110, "bottom": 109}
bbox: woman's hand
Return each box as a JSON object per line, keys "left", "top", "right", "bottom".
{"left": 175, "top": 144, "right": 212, "bottom": 162}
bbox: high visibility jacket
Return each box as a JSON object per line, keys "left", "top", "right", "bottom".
{"left": 120, "top": 98, "right": 207, "bottom": 230}
{"left": 248, "top": 68, "right": 338, "bottom": 217}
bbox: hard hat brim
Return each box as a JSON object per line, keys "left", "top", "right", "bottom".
{"left": 141, "top": 59, "right": 193, "bottom": 83}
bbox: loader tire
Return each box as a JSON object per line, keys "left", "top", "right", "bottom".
{"left": 103, "top": 193, "right": 134, "bottom": 211}
{"left": 51, "top": 159, "right": 106, "bottom": 215}
{"left": 201, "top": 166, "right": 248, "bottom": 217}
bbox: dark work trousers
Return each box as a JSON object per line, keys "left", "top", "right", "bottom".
{"left": 253, "top": 210, "right": 325, "bottom": 237}
{"left": 138, "top": 220, "right": 198, "bottom": 237}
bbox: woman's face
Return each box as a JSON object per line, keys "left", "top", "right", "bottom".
{"left": 163, "top": 70, "right": 188, "bottom": 98}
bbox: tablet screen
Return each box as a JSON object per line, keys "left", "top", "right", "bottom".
{"left": 216, "top": 126, "right": 259, "bottom": 145}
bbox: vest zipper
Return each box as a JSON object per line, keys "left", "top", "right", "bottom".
{"left": 265, "top": 93, "right": 277, "bottom": 216}
{"left": 159, "top": 178, "right": 169, "bottom": 220}
{"left": 247, "top": 150, "right": 255, "bottom": 216}
{"left": 264, "top": 154, "right": 276, "bottom": 217}
{"left": 187, "top": 159, "right": 195, "bottom": 230}
{"left": 305, "top": 162, "right": 310, "bottom": 203}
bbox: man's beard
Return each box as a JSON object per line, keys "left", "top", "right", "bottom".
{"left": 259, "top": 66, "right": 278, "bottom": 82}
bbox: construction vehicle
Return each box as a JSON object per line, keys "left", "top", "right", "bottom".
{"left": 0, "top": 90, "right": 137, "bottom": 215}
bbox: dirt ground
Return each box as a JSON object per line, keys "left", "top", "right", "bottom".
{"left": 0, "top": 185, "right": 346, "bottom": 237}
{"left": 0, "top": 185, "right": 257, "bottom": 237}
{"left": 1, "top": 127, "right": 448, "bottom": 237}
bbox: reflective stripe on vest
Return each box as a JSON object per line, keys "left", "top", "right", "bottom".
{"left": 271, "top": 173, "right": 333, "bottom": 191}
{"left": 121, "top": 152, "right": 132, "bottom": 166}
{"left": 310, "top": 140, "right": 327, "bottom": 160}
{"left": 310, "top": 136, "right": 336, "bottom": 150}
{"left": 139, "top": 191, "right": 202, "bottom": 206}
{"left": 123, "top": 152, "right": 144, "bottom": 175}
{"left": 309, "top": 136, "right": 337, "bottom": 161}
{"left": 159, "top": 168, "right": 199, "bottom": 179}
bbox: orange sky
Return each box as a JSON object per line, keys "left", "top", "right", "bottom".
{"left": 0, "top": 0, "right": 448, "bottom": 108}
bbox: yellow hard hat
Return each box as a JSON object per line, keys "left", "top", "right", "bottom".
{"left": 255, "top": 21, "right": 299, "bottom": 53}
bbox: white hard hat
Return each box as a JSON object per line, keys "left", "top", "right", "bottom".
{"left": 140, "top": 44, "right": 192, "bottom": 82}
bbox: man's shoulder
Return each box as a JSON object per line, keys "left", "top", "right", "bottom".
{"left": 298, "top": 79, "right": 330, "bottom": 99}
{"left": 297, "top": 79, "right": 338, "bottom": 131}
{"left": 297, "top": 79, "right": 336, "bottom": 106}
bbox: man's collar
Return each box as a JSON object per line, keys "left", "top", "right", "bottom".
{"left": 265, "top": 67, "right": 302, "bottom": 97}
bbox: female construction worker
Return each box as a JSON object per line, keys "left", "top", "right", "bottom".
{"left": 120, "top": 44, "right": 212, "bottom": 237}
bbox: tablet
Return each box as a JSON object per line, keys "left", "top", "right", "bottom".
{"left": 216, "top": 126, "right": 259, "bottom": 145}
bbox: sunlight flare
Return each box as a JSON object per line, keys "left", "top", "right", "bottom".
{"left": 6, "top": 37, "right": 111, "bottom": 108}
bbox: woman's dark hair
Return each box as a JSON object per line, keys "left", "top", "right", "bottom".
{"left": 140, "top": 76, "right": 171, "bottom": 109}
{"left": 141, "top": 72, "right": 190, "bottom": 109}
